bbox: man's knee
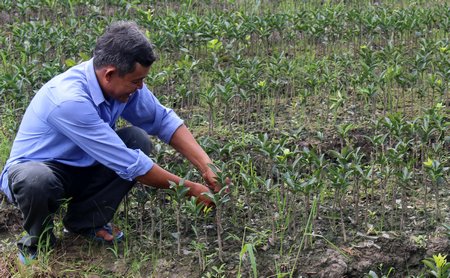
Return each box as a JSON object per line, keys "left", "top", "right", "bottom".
{"left": 9, "top": 162, "right": 61, "bottom": 199}
{"left": 117, "top": 126, "right": 152, "bottom": 154}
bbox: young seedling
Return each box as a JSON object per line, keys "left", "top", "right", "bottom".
{"left": 201, "top": 164, "right": 231, "bottom": 262}
{"left": 183, "top": 196, "right": 206, "bottom": 270}
{"left": 238, "top": 240, "right": 257, "bottom": 278}
{"left": 133, "top": 184, "right": 157, "bottom": 237}
{"left": 424, "top": 158, "right": 449, "bottom": 222}
{"left": 422, "top": 253, "right": 450, "bottom": 278}
{"left": 165, "top": 179, "right": 190, "bottom": 256}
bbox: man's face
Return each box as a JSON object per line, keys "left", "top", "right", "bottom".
{"left": 104, "top": 63, "right": 150, "bottom": 103}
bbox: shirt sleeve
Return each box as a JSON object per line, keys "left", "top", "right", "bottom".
{"left": 47, "top": 98, "right": 153, "bottom": 180}
{"left": 121, "top": 85, "right": 184, "bottom": 144}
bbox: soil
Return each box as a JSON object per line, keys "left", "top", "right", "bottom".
{"left": 1, "top": 198, "right": 449, "bottom": 278}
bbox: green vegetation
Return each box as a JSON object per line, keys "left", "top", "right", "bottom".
{"left": 422, "top": 254, "right": 450, "bottom": 278}
{"left": 0, "top": 0, "right": 448, "bottom": 277}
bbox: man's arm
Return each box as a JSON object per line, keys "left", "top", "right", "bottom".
{"left": 122, "top": 88, "right": 219, "bottom": 195}
{"left": 136, "top": 164, "right": 213, "bottom": 206}
{"left": 168, "top": 124, "right": 220, "bottom": 191}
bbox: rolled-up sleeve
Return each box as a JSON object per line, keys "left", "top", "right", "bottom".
{"left": 121, "top": 85, "right": 184, "bottom": 144}
{"left": 47, "top": 98, "right": 153, "bottom": 180}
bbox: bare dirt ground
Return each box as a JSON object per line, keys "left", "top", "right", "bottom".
{"left": 1, "top": 198, "right": 449, "bottom": 277}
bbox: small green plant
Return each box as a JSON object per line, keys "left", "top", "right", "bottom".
{"left": 165, "top": 179, "right": 190, "bottom": 256}
{"left": 190, "top": 239, "right": 207, "bottom": 271}
{"left": 202, "top": 185, "right": 230, "bottom": 262}
{"left": 411, "top": 235, "right": 427, "bottom": 248}
{"left": 184, "top": 196, "right": 206, "bottom": 270}
{"left": 238, "top": 242, "right": 257, "bottom": 278}
{"left": 423, "top": 158, "right": 449, "bottom": 222}
{"left": 202, "top": 263, "right": 226, "bottom": 278}
{"left": 422, "top": 253, "right": 450, "bottom": 278}
{"left": 236, "top": 226, "right": 266, "bottom": 278}
{"left": 365, "top": 264, "right": 395, "bottom": 278}
{"left": 202, "top": 163, "right": 231, "bottom": 262}
{"left": 106, "top": 244, "right": 120, "bottom": 259}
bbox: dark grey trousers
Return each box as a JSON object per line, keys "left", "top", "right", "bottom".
{"left": 8, "top": 126, "right": 152, "bottom": 250}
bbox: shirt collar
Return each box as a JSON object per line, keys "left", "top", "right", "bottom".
{"left": 85, "top": 58, "right": 106, "bottom": 106}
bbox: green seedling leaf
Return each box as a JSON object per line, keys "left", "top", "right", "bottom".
{"left": 423, "top": 158, "right": 433, "bottom": 168}
{"left": 203, "top": 205, "right": 213, "bottom": 215}
{"left": 207, "top": 38, "right": 222, "bottom": 51}
{"left": 201, "top": 191, "right": 216, "bottom": 204}
{"left": 240, "top": 243, "right": 257, "bottom": 278}
{"left": 65, "top": 58, "right": 76, "bottom": 67}
{"left": 79, "top": 52, "right": 90, "bottom": 61}
{"left": 433, "top": 253, "right": 447, "bottom": 268}
{"left": 367, "top": 270, "right": 379, "bottom": 278}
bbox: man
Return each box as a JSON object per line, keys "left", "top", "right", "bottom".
{"left": 0, "top": 21, "right": 219, "bottom": 262}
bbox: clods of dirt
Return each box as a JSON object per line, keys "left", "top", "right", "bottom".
{"left": 0, "top": 200, "right": 21, "bottom": 233}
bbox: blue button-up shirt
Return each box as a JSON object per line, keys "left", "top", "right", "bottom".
{"left": 0, "top": 59, "right": 183, "bottom": 202}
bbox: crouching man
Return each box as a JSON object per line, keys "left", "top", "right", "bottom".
{"left": 0, "top": 21, "right": 219, "bottom": 263}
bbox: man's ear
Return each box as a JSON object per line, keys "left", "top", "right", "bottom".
{"left": 104, "top": 66, "right": 117, "bottom": 82}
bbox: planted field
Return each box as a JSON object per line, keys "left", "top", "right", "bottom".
{"left": 0, "top": 0, "right": 449, "bottom": 277}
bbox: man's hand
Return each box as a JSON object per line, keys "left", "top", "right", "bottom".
{"left": 202, "top": 166, "right": 232, "bottom": 194}
{"left": 188, "top": 182, "right": 214, "bottom": 207}
{"left": 137, "top": 164, "right": 215, "bottom": 207}
{"left": 169, "top": 125, "right": 222, "bottom": 192}
{"left": 202, "top": 167, "right": 221, "bottom": 193}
